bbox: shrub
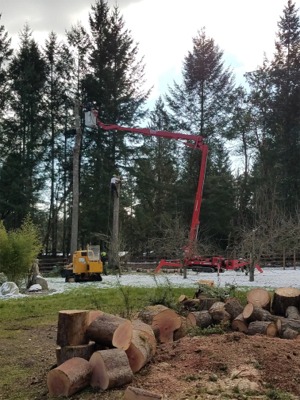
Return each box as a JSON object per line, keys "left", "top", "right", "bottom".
{"left": 0, "top": 216, "right": 42, "bottom": 286}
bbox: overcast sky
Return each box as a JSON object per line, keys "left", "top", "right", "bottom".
{"left": 1, "top": 0, "right": 299, "bottom": 104}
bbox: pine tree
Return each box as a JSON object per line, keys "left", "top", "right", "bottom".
{"left": 0, "top": 14, "right": 13, "bottom": 116}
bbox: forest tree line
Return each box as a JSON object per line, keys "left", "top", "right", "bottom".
{"left": 0, "top": 0, "right": 300, "bottom": 264}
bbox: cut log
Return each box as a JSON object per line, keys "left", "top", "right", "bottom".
{"left": 112, "top": 319, "right": 133, "bottom": 350}
{"left": 197, "top": 279, "right": 215, "bottom": 287}
{"left": 181, "top": 298, "right": 201, "bottom": 311}
{"left": 124, "top": 386, "right": 162, "bottom": 399}
{"left": 224, "top": 297, "right": 244, "bottom": 320}
{"left": 276, "top": 317, "right": 300, "bottom": 333}
{"left": 173, "top": 316, "right": 188, "bottom": 341}
{"left": 86, "top": 312, "right": 128, "bottom": 346}
{"left": 231, "top": 313, "right": 248, "bottom": 333}
{"left": 88, "top": 310, "right": 104, "bottom": 325}
{"left": 90, "top": 349, "right": 133, "bottom": 390}
{"left": 247, "top": 288, "right": 271, "bottom": 310}
{"left": 272, "top": 287, "right": 300, "bottom": 316}
{"left": 126, "top": 327, "right": 157, "bottom": 373}
{"left": 285, "top": 305, "right": 300, "bottom": 319}
{"left": 247, "top": 321, "right": 278, "bottom": 337}
{"left": 56, "top": 342, "right": 95, "bottom": 365}
{"left": 281, "top": 327, "right": 300, "bottom": 340}
{"left": 138, "top": 305, "right": 181, "bottom": 343}
{"left": 242, "top": 303, "right": 277, "bottom": 322}
{"left": 57, "top": 310, "right": 89, "bottom": 346}
{"left": 209, "top": 301, "right": 231, "bottom": 325}
{"left": 131, "top": 319, "right": 157, "bottom": 349}
{"left": 186, "top": 310, "right": 212, "bottom": 328}
{"left": 178, "top": 294, "right": 188, "bottom": 303}
{"left": 47, "top": 357, "right": 92, "bottom": 397}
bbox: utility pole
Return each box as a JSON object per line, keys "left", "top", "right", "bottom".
{"left": 109, "top": 176, "right": 121, "bottom": 274}
{"left": 70, "top": 99, "right": 82, "bottom": 260}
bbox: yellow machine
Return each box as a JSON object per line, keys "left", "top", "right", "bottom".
{"left": 64, "top": 245, "right": 103, "bottom": 282}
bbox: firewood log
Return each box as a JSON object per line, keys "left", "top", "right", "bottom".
{"left": 247, "top": 288, "right": 271, "bottom": 310}
{"left": 224, "top": 297, "right": 244, "bottom": 320}
{"left": 186, "top": 310, "right": 212, "bottom": 328}
{"left": 173, "top": 316, "right": 189, "bottom": 341}
{"left": 272, "top": 287, "right": 300, "bottom": 316}
{"left": 181, "top": 298, "right": 201, "bottom": 311}
{"left": 138, "top": 305, "right": 181, "bottom": 343}
{"left": 231, "top": 313, "right": 248, "bottom": 333}
{"left": 124, "top": 386, "right": 163, "bottom": 399}
{"left": 88, "top": 310, "right": 104, "bottom": 325}
{"left": 242, "top": 303, "right": 277, "bottom": 323}
{"left": 86, "top": 312, "right": 128, "bottom": 346}
{"left": 178, "top": 294, "right": 188, "bottom": 303}
{"left": 193, "top": 294, "right": 218, "bottom": 310}
{"left": 209, "top": 301, "right": 231, "bottom": 325}
{"left": 90, "top": 349, "right": 133, "bottom": 390}
{"left": 247, "top": 321, "right": 278, "bottom": 337}
{"left": 111, "top": 319, "right": 133, "bottom": 350}
{"left": 57, "top": 310, "right": 89, "bottom": 346}
{"left": 281, "top": 327, "right": 300, "bottom": 340}
{"left": 56, "top": 342, "right": 95, "bottom": 366}
{"left": 285, "top": 305, "right": 300, "bottom": 319}
{"left": 47, "top": 357, "right": 92, "bottom": 397}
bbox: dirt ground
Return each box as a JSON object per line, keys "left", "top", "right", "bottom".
{"left": 1, "top": 324, "right": 300, "bottom": 400}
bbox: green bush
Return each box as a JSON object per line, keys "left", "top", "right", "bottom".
{"left": 0, "top": 216, "right": 42, "bottom": 286}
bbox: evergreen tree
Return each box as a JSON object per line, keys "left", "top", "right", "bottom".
{"left": 0, "top": 14, "right": 13, "bottom": 116}
{"left": 166, "top": 29, "right": 235, "bottom": 248}
{"left": 0, "top": 25, "right": 47, "bottom": 229}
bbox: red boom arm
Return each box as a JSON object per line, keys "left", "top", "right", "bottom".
{"left": 93, "top": 115, "right": 208, "bottom": 257}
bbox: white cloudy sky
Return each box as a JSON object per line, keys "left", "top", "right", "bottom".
{"left": 0, "top": 0, "right": 298, "bottom": 103}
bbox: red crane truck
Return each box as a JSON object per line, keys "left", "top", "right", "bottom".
{"left": 85, "top": 110, "right": 263, "bottom": 274}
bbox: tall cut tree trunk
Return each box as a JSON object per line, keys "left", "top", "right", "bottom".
{"left": 70, "top": 99, "right": 82, "bottom": 259}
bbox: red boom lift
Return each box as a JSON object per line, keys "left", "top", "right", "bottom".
{"left": 86, "top": 111, "right": 262, "bottom": 274}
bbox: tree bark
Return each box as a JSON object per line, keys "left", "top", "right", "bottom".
{"left": 47, "top": 357, "right": 92, "bottom": 397}
{"left": 90, "top": 349, "right": 133, "bottom": 390}
{"left": 126, "top": 327, "right": 156, "bottom": 373}
{"left": 209, "top": 301, "right": 231, "bottom": 325}
{"left": 57, "top": 310, "right": 89, "bottom": 346}
{"left": 242, "top": 303, "right": 277, "bottom": 323}
{"left": 224, "top": 297, "right": 244, "bottom": 321}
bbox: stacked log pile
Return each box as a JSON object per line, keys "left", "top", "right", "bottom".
{"left": 47, "top": 286, "right": 300, "bottom": 398}
{"left": 47, "top": 305, "right": 183, "bottom": 398}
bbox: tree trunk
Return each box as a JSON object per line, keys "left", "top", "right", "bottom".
{"left": 109, "top": 181, "right": 120, "bottom": 273}
{"left": 86, "top": 312, "right": 128, "bottom": 347}
{"left": 126, "top": 327, "right": 156, "bottom": 373}
{"left": 47, "top": 357, "right": 92, "bottom": 397}
{"left": 56, "top": 342, "right": 95, "bottom": 366}
{"left": 57, "top": 310, "right": 89, "bottom": 347}
{"left": 124, "top": 386, "right": 162, "bottom": 399}
{"left": 246, "top": 288, "right": 271, "bottom": 310}
{"left": 224, "top": 297, "right": 244, "bottom": 321}
{"left": 231, "top": 313, "right": 248, "bottom": 333}
{"left": 70, "top": 98, "right": 82, "bottom": 258}
{"left": 90, "top": 349, "right": 133, "bottom": 390}
{"left": 242, "top": 303, "right": 277, "bottom": 323}
{"left": 138, "top": 305, "right": 181, "bottom": 343}
{"left": 186, "top": 310, "right": 212, "bottom": 328}
{"left": 247, "top": 321, "right": 278, "bottom": 337}
{"left": 272, "top": 287, "right": 300, "bottom": 316}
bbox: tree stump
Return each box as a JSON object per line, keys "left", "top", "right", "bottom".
{"left": 57, "top": 310, "right": 89, "bottom": 346}
{"left": 224, "top": 297, "right": 244, "bottom": 320}
{"left": 138, "top": 305, "right": 181, "bottom": 343}
{"left": 90, "top": 349, "right": 133, "bottom": 390}
{"left": 247, "top": 288, "right": 271, "bottom": 310}
{"left": 186, "top": 310, "right": 212, "bottom": 328}
{"left": 231, "top": 313, "right": 248, "bottom": 333}
{"left": 86, "top": 312, "right": 128, "bottom": 346}
{"left": 56, "top": 342, "right": 95, "bottom": 366}
{"left": 247, "top": 321, "right": 278, "bottom": 337}
{"left": 242, "top": 303, "right": 277, "bottom": 323}
{"left": 272, "top": 287, "right": 300, "bottom": 316}
{"left": 47, "top": 357, "right": 92, "bottom": 397}
{"left": 124, "top": 386, "right": 162, "bottom": 399}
